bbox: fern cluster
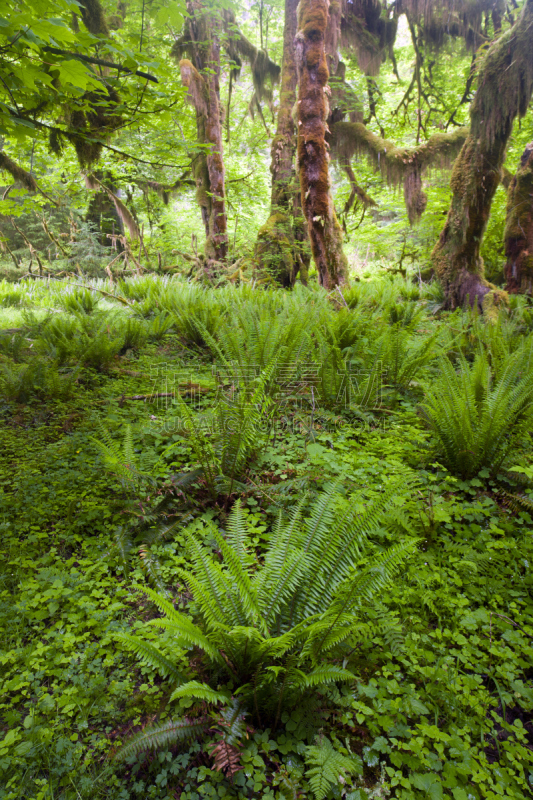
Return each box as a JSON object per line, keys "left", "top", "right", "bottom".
{"left": 420, "top": 347, "right": 533, "bottom": 478}
{"left": 117, "top": 481, "right": 418, "bottom": 764}
{"left": 167, "top": 366, "right": 274, "bottom": 498}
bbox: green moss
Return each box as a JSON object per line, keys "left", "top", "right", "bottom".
{"left": 482, "top": 288, "right": 509, "bottom": 322}
{"left": 255, "top": 213, "right": 295, "bottom": 286}
{"left": 504, "top": 143, "right": 533, "bottom": 294}
{"left": 330, "top": 121, "right": 468, "bottom": 223}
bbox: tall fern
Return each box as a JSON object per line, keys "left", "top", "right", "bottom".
{"left": 420, "top": 348, "right": 533, "bottom": 478}
{"left": 167, "top": 365, "right": 274, "bottom": 498}
{"left": 117, "top": 481, "right": 418, "bottom": 742}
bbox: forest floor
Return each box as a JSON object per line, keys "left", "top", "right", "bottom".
{"left": 0, "top": 273, "right": 532, "bottom": 800}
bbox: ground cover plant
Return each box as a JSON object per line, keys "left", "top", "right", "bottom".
{"left": 0, "top": 273, "right": 532, "bottom": 800}
{"left": 3, "top": 0, "right": 533, "bottom": 793}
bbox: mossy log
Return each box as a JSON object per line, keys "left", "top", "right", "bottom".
{"left": 504, "top": 143, "right": 533, "bottom": 295}
{"left": 295, "top": 0, "right": 348, "bottom": 289}
{"left": 432, "top": 0, "right": 533, "bottom": 309}
{"left": 330, "top": 122, "right": 467, "bottom": 224}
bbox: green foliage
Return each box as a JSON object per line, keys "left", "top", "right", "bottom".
{"left": 1, "top": 276, "right": 533, "bottom": 800}
{"left": 305, "top": 737, "right": 362, "bottom": 800}
{"left": 167, "top": 368, "right": 274, "bottom": 497}
{"left": 0, "top": 358, "right": 77, "bottom": 402}
{"left": 58, "top": 287, "right": 101, "bottom": 315}
{"left": 420, "top": 347, "right": 533, "bottom": 477}
{"left": 120, "top": 484, "right": 417, "bottom": 729}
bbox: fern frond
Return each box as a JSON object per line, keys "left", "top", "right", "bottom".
{"left": 291, "top": 665, "right": 356, "bottom": 690}
{"left": 114, "top": 717, "right": 207, "bottom": 762}
{"left": 169, "top": 681, "right": 231, "bottom": 705}
{"left": 115, "top": 633, "right": 185, "bottom": 682}
{"left": 305, "top": 737, "right": 360, "bottom": 800}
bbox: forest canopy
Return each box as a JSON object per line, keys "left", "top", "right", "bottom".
{"left": 1, "top": 0, "right": 533, "bottom": 302}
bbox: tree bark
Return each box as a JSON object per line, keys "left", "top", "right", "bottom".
{"left": 86, "top": 171, "right": 124, "bottom": 250}
{"left": 504, "top": 143, "right": 533, "bottom": 295}
{"left": 432, "top": 0, "right": 533, "bottom": 310}
{"left": 295, "top": 0, "right": 348, "bottom": 289}
{"left": 176, "top": 1, "right": 228, "bottom": 263}
{"left": 255, "top": 0, "right": 310, "bottom": 286}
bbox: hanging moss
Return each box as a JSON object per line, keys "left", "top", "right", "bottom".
{"left": 48, "top": 129, "right": 65, "bottom": 157}
{"left": 340, "top": 0, "right": 398, "bottom": 76}
{"left": 136, "top": 175, "right": 195, "bottom": 205}
{"left": 108, "top": 1, "right": 127, "bottom": 30}
{"left": 399, "top": 0, "right": 505, "bottom": 50}
{"left": 432, "top": 0, "right": 533, "bottom": 309}
{"left": 330, "top": 122, "right": 467, "bottom": 223}
{"left": 296, "top": 0, "right": 348, "bottom": 288}
{"left": 78, "top": 0, "right": 109, "bottom": 36}
{"left": 223, "top": 13, "right": 281, "bottom": 105}
{"left": 60, "top": 0, "right": 123, "bottom": 168}
{"left": 68, "top": 86, "right": 122, "bottom": 167}
{"left": 504, "top": 143, "right": 533, "bottom": 295}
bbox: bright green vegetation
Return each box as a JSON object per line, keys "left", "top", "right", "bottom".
{"left": 1, "top": 273, "right": 533, "bottom": 799}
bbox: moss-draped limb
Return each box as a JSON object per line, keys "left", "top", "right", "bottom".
{"left": 0, "top": 151, "right": 38, "bottom": 192}
{"left": 174, "top": 11, "right": 281, "bottom": 107}
{"left": 330, "top": 121, "right": 467, "bottom": 223}
{"left": 78, "top": 0, "right": 109, "bottom": 36}
{"left": 432, "top": 0, "right": 533, "bottom": 309}
{"left": 296, "top": 0, "right": 348, "bottom": 289}
{"left": 222, "top": 11, "right": 281, "bottom": 106}
{"left": 175, "top": 2, "right": 228, "bottom": 263}
{"left": 136, "top": 174, "right": 195, "bottom": 205}
{"left": 504, "top": 143, "right": 533, "bottom": 295}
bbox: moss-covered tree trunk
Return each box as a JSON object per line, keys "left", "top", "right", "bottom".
{"left": 177, "top": 1, "right": 228, "bottom": 263}
{"left": 504, "top": 143, "right": 533, "bottom": 294}
{"left": 432, "top": 0, "right": 533, "bottom": 310}
{"left": 295, "top": 0, "right": 348, "bottom": 289}
{"left": 255, "top": 0, "right": 309, "bottom": 286}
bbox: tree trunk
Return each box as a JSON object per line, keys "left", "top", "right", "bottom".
{"left": 86, "top": 171, "right": 124, "bottom": 250}
{"left": 255, "top": 0, "right": 310, "bottom": 286}
{"left": 295, "top": 0, "right": 348, "bottom": 289}
{"left": 504, "top": 143, "right": 533, "bottom": 294}
{"left": 432, "top": 0, "right": 533, "bottom": 310}
{"left": 177, "top": 1, "right": 228, "bottom": 263}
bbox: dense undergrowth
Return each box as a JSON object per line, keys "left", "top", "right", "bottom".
{"left": 0, "top": 272, "right": 532, "bottom": 800}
